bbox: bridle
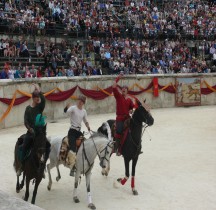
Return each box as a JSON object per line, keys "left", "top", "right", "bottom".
{"left": 81, "top": 134, "right": 113, "bottom": 175}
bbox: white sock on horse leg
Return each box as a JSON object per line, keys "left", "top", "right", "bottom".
{"left": 73, "top": 188, "right": 78, "bottom": 197}
{"left": 87, "top": 192, "right": 92, "bottom": 204}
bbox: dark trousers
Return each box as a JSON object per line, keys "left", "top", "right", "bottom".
{"left": 68, "top": 128, "right": 82, "bottom": 152}
{"left": 115, "top": 121, "right": 124, "bottom": 139}
{"left": 22, "top": 131, "right": 34, "bottom": 159}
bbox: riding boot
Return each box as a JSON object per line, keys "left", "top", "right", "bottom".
{"left": 66, "top": 150, "right": 76, "bottom": 176}
{"left": 70, "top": 165, "right": 76, "bottom": 177}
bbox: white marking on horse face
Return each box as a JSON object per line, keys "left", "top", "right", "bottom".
{"left": 40, "top": 154, "right": 45, "bottom": 162}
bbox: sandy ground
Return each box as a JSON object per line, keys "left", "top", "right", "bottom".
{"left": 0, "top": 106, "right": 216, "bottom": 210}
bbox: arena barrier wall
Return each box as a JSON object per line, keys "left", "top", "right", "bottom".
{"left": 0, "top": 74, "right": 216, "bottom": 129}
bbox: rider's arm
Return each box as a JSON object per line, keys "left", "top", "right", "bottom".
{"left": 38, "top": 92, "right": 45, "bottom": 112}
{"left": 64, "top": 103, "right": 73, "bottom": 113}
{"left": 83, "top": 110, "right": 90, "bottom": 131}
{"left": 24, "top": 107, "right": 34, "bottom": 133}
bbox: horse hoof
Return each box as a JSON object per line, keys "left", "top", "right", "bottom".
{"left": 47, "top": 186, "right": 51, "bottom": 191}
{"left": 56, "top": 176, "right": 61, "bottom": 182}
{"left": 73, "top": 196, "right": 80, "bottom": 203}
{"left": 16, "top": 189, "right": 20, "bottom": 193}
{"left": 132, "top": 189, "right": 138, "bottom": 195}
{"left": 88, "top": 203, "right": 96, "bottom": 210}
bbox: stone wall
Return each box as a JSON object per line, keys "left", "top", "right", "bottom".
{"left": 0, "top": 74, "right": 216, "bottom": 129}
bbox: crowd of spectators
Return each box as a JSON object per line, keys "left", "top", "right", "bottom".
{"left": 0, "top": 0, "right": 215, "bottom": 39}
{"left": 0, "top": 0, "right": 216, "bottom": 78}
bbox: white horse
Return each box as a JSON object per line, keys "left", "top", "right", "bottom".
{"left": 47, "top": 133, "right": 114, "bottom": 210}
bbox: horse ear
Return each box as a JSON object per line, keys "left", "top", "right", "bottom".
{"left": 136, "top": 100, "right": 142, "bottom": 107}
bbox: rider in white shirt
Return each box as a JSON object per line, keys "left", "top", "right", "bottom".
{"left": 64, "top": 95, "right": 90, "bottom": 176}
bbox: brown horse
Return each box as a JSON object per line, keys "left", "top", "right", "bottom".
{"left": 14, "top": 125, "right": 47, "bottom": 204}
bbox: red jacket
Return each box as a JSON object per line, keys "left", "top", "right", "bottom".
{"left": 113, "top": 87, "right": 134, "bottom": 121}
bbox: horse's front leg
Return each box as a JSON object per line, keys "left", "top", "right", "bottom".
{"left": 31, "top": 177, "right": 42, "bottom": 204}
{"left": 73, "top": 171, "right": 81, "bottom": 203}
{"left": 131, "top": 157, "right": 139, "bottom": 195}
{"left": 16, "top": 175, "right": 20, "bottom": 193}
{"left": 23, "top": 177, "right": 30, "bottom": 201}
{"left": 85, "top": 172, "right": 96, "bottom": 210}
{"left": 117, "top": 157, "right": 130, "bottom": 185}
{"left": 20, "top": 172, "right": 25, "bottom": 190}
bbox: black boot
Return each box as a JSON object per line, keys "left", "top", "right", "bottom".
{"left": 70, "top": 165, "right": 76, "bottom": 177}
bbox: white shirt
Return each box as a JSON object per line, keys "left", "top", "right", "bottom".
{"left": 67, "top": 105, "right": 88, "bottom": 130}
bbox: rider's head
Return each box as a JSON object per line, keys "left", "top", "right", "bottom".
{"left": 122, "top": 85, "right": 128, "bottom": 96}
{"left": 32, "top": 90, "right": 40, "bottom": 104}
{"left": 77, "top": 95, "right": 86, "bottom": 107}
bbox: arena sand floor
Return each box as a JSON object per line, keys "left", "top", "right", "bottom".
{"left": 0, "top": 106, "right": 216, "bottom": 210}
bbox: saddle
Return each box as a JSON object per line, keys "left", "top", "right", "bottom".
{"left": 59, "top": 135, "right": 85, "bottom": 163}
{"left": 112, "top": 118, "right": 131, "bottom": 154}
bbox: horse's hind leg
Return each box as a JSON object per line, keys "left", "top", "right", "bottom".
{"left": 56, "top": 164, "right": 61, "bottom": 181}
{"left": 31, "top": 178, "right": 42, "bottom": 204}
{"left": 85, "top": 172, "right": 96, "bottom": 210}
{"left": 47, "top": 162, "right": 56, "bottom": 191}
{"left": 131, "top": 157, "right": 138, "bottom": 195}
{"left": 23, "top": 178, "right": 30, "bottom": 201}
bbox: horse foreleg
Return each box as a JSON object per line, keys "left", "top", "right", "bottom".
{"left": 23, "top": 178, "right": 30, "bottom": 201}
{"left": 117, "top": 157, "right": 130, "bottom": 185}
{"left": 85, "top": 172, "right": 96, "bottom": 210}
{"left": 20, "top": 172, "right": 25, "bottom": 190}
{"left": 73, "top": 171, "right": 81, "bottom": 203}
{"left": 31, "top": 178, "right": 42, "bottom": 204}
{"left": 16, "top": 175, "right": 20, "bottom": 193}
{"left": 131, "top": 157, "right": 138, "bottom": 195}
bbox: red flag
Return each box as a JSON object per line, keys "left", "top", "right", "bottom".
{"left": 153, "top": 77, "right": 159, "bottom": 97}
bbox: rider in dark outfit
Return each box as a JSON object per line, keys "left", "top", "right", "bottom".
{"left": 19, "top": 84, "right": 50, "bottom": 175}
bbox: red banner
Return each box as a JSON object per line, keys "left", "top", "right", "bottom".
{"left": 153, "top": 77, "right": 159, "bottom": 97}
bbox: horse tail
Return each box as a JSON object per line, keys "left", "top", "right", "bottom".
{"left": 47, "top": 136, "right": 52, "bottom": 143}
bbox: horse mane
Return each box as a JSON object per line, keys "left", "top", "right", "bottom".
{"left": 90, "top": 132, "right": 108, "bottom": 139}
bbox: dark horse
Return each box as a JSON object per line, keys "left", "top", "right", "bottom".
{"left": 14, "top": 125, "right": 47, "bottom": 204}
{"left": 98, "top": 101, "right": 154, "bottom": 195}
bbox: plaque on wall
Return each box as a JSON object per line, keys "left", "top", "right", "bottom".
{"left": 176, "top": 77, "right": 201, "bottom": 106}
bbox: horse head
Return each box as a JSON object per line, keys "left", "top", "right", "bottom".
{"left": 99, "top": 140, "right": 114, "bottom": 169}
{"left": 133, "top": 99, "right": 154, "bottom": 126}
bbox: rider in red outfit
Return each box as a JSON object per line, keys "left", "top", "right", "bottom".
{"left": 113, "top": 75, "right": 135, "bottom": 154}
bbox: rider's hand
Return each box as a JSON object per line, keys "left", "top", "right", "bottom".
{"left": 29, "top": 127, "right": 34, "bottom": 134}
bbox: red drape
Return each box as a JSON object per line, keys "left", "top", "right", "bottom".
{"left": 46, "top": 86, "right": 77, "bottom": 101}
{"left": 158, "top": 84, "right": 176, "bottom": 93}
{"left": 78, "top": 86, "right": 113, "bottom": 100}
{"left": 201, "top": 85, "right": 216, "bottom": 95}
{"left": 127, "top": 81, "right": 153, "bottom": 95}
{"left": 0, "top": 96, "right": 30, "bottom": 106}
